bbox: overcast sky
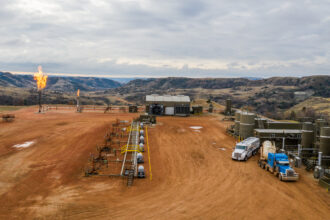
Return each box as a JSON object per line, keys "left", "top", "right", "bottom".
{"left": 1, "top": 0, "right": 329, "bottom": 78}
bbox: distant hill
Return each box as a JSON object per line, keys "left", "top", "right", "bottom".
{"left": 111, "top": 75, "right": 330, "bottom": 97}
{"left": 0, "top": 72, "right": 121, "bottom": 91}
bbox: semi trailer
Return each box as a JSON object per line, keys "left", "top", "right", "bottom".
{"left": 232, "top": 137, "right": 260, "bottom": 161}
{"left": 258, "top": 141, "right": 299, "bottom": 181}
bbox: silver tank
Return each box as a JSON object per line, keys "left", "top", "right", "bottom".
{"left": 239, "top": 112, "right": 255, "bottom": 139}
{"left": 320, "top": 127, "right": 330, "bottom": 166}
{"left": 138, "top": 165, "right": 144, "bottom": 172}
{"left": 139, "top": 143, "right": 144, "bottom": 152}
{"left": 301, "top": 122, "right": 314, "bottom": 148}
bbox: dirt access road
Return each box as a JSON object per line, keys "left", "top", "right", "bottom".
{"left": 0, "top": 107, "right": 329, "bottom": 219}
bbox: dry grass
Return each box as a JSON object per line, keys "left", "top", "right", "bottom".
{"left": 0, "top": 106, "right": 27, "bottom": 113}
{"left": 286, "top": 97, "right": 330, "bottom": 115}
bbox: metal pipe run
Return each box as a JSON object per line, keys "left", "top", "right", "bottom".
{"left": 318, "top": 152, "right": 322, "bottom": 166}
{"left": 121, "top": 122, "right": 133, "bottom": 176}
{"left": 38, "top": 90, "right": 42, "bottom": 113}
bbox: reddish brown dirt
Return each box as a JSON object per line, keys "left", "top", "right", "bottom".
{"left": 0, "top": 107, "right": 329, "bottom": 219}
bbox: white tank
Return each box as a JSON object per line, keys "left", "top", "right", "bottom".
{"left": 139, "top": 143, "right": 144, "bottom": 151}
{"left": 140, "top": 130, "right": 144, "bottom": 135}
{"left": 137, "top": 153, "right": 143, "bottom": 160}
{"left": 140, "top": 136, "right": 144, "bottom": 141}
{"left": 138, "top": 165, "right": 144, "bottom": 172}
{"left": 262, "top": 141, "right": 276, "bottom": 159}
{"left": 140, "top": 123, "right": 144, "bottom": 129}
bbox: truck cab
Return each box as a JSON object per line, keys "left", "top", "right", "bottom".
{"left": 232, "top": 137, "right": 260, "bottom": 161}
{"left": 267, "top": 153, "right": 299, "bottom": 181}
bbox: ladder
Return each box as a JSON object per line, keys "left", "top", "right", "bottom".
{"left": 127, "top": 168, "right": 134, "bottom": 186}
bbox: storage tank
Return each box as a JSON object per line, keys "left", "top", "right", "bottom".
{"left": 320, "top": 127, "right": 330, "bottom": 165}
{"left": 315, "top": 119, "right": 327, "bottom": 142}
{"left": 261, "top": 141, "right": 276, "bottom": 160}
{"left": 301, "top": 122, "right": 314, "bottom": 148}
{"left": 234, "top": 111, "right": 241, "bottom": 135}
{"left": 138, "top": 165, "right": 144, "bottom": 172}
{"left": 140, "top": 135, "right": 144, "bottom": 144}
{"left": 225, "top": 99, "right": 232, "bottom": 114}
{"left": 140, "top": 122, "right": 144, "bottom": 129}
{"left": 138, "top": 165, "right": 145, "bottom": 178}
{"left": 235, "top": 111, "right": 241, "bottom": 121}
{"left": 137, "top": 153, "right": 144, "bottom": 163}
{"left": 239, "top": 112, "right": 255, "bottom": 139}
{"left": 140, "top": 130, "right": 144, "bottom": 136}
{"left": 139, "top": 143, "right": 144, "bottom": 152}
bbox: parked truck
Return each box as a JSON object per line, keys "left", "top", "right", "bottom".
{"left": 232, "top": 137, "right": 260, "bottom": 161}
{"left": 258, "top": 141, "right": 299, "bottom": 181}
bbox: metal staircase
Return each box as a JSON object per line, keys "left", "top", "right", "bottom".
{"left": 127, "top": 168, "right": 134, "bottom": 186}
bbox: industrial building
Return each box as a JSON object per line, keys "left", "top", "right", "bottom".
{"left": 145, "top": 94, "right": 190, "bottom": 116}
{"left": 254, "top": 129, "right": 302, "bottom": 151}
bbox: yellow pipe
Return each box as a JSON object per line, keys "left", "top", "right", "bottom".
{"left": 146, "top": 126, "right": 152, "bottom": 181}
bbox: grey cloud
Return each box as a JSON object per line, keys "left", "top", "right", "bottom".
{"left": 0, "top": 0, "right": 329, "bottom": 78}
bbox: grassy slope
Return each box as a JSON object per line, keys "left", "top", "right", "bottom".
{"left": 285, "top": 96, "right": 330, "bottom": 115}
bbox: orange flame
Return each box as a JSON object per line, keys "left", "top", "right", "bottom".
{"left": 33, "top": 66, "right": 48, "bottom": 90}
{"left": 77, "top": 89, "right": 80, "bottom": 97}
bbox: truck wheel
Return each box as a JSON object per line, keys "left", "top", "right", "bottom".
{"left": 244, "top": 156, "right": 247, "bottom": 161}
{"left": 279, "top": 174, "right": 282, "bottom": 181}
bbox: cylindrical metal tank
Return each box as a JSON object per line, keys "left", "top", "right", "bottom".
{"left": 137, "top": 153, "right": 144, "bottom": 163}
{"left": 234, "top": 111, "right": 241, "bottom": 135}
{"left": 225, "top": 99, "right": 232, "bottom": 114}
{"left": 240, "top": 112, "right": 255, "bottom": 124}
{"left": 235, "top": 111, "right": 241, "bottom": 121}
{"left": 261, "top": 141, "right": 276, "bottom": 159}
{"left": 239, "top": 123, "right": 254, "bottom": 139}
{"left": 139, "top": 143, "right": 144, "bottom": 152}
{"left": 320, "top": 127, "right": 330, "bottom": 165}
{"left": 138, "top": 165, "right": 144, "bottom": 172}
{"left": 239, "top": 112, "right": 255, "bottom": 139}
{"left": 140, "top": 130, "right": 144, "bottom": 135}
{"left": 301, "top": 122, "right": 314, "bottom": 148}
{"left": 315, "top": 119, "right": 326, "bottom": 128}
{"left": 315, "top": 119, "right": 326, "bottom": 134}
{"left": 140, "top": 135, "right": 145, "bottom": 144}
{"left": 302, "top": 122, "right": 314, "bottom": 131}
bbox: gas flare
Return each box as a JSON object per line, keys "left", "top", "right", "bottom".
{"left": 77, "top": 89, "right": 80, "bottom": 97}
{"left": 33, "top": 66, "right": 48, "bottom": 90}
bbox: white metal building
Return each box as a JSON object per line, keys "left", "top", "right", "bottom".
{"left": 145, "top": 94, "right": 191, "bottom": 116}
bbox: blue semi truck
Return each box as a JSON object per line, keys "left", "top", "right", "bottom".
{"left": 258, "top": 141, "right": 299, "bottom": 181}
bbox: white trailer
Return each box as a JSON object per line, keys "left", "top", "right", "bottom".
{"left": 232, "top": 137, "right": 260, "bottom": 161}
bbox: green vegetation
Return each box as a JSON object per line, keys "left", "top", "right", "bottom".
{"left": 0, "top": 106, "right": 27, "bottom": 113}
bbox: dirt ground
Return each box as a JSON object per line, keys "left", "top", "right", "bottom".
{"left": 0, "top": 107, "right": 329, "bottom": 219}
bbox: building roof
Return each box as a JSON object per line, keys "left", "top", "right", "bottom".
{"left": 254, "top": 129, "right": 302, "bottom": 134}
{"left": 146, "top": 94, "right": 190, "bottom": 103}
